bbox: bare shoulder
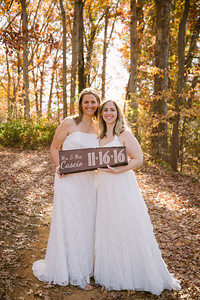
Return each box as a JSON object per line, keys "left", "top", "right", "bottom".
{"left": 119, "top": 130, "right": 135, "bottom": 143}
{"left": 119, "top": 130, "right": 142, "bottom": 159}
{"left": 59, "top": 116, "right": 76, "bottom": 130}
{"left": 62, "top": 116, "right": 76, "bottom": 126}
{"left": 54, "top": 116, "right": 76, "bottom": 138}
{"left": 119, "top": 130, "right": 141, "bottom": 150}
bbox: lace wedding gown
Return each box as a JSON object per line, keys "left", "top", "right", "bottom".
{"left": 94, "top": 135, "right": 181, "bottom": 295}
{"left": 33, "top": 132, "right": 98, "bottom": 286}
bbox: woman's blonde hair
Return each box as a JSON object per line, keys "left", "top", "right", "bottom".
{"left": 98, "top": 100, "right": 126, "bottom": 139}
{"left": 74, "top": 88, "right": 101, "bottom": 125}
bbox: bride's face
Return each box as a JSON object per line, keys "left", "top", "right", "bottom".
{"left": 82, "top": 94, "right": 99, "bottom": 116}
{"left": 102, "top": 101, "right": 117, "bottom": 125}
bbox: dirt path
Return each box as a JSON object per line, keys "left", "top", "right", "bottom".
{"left": 0, "top": 149, "right": 199, "bottom": 300}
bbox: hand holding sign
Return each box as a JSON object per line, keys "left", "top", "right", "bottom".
{"left": 59, "top": 146, "right": 128, "bottom": 175}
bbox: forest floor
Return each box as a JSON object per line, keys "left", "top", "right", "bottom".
{"left": 0, "top": 148, "right": 199, "bottom": 300}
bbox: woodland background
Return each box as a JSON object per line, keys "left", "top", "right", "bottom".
{"left": 0, "top": 0, "right": 199, "bottom": 176}
{"left": 0, "top": 1, "right": 200, "bottom": 300}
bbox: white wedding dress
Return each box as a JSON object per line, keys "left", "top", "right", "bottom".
{"left": 33, "top": 132, "right": 98, "bottom": 286}
{"left": 94, "top": 135, "right": 181, "bottom": 295}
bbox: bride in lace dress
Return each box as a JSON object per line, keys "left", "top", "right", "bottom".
{"left": 32, "top": 88, "right": 100, "bottom": 290}
{"left": 94, "top": 100, "right": 181, "bottom": 295}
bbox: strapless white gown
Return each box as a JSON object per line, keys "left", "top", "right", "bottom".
{"left": 33, "top": 132, "right": 98, "bottom": 286}
{"left": 94, "top": 135, "right": 181, "bottom": 295}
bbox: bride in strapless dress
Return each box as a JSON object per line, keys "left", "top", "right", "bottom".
{"left": 32, "top": 88, "right": 100, "bottom": 290}
{"left": 94, "top": 100, "right": 181, "bottom": 295}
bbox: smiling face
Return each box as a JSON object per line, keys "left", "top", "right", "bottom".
{"left": 102, "top": 101, "right": 118, "bottom": 125}
{"left": 81, "top": 94, "right": 99, "bottom": 117}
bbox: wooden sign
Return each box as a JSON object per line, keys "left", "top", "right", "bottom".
{"left": 59, "top": 146, "right": 128, "bottom": 174}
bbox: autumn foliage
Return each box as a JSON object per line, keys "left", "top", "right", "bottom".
{"left": 0, "top": 1, "right": 200, "bottom": 299}
{"left": 0, "top": 0, "right": 199, "bottom": 177}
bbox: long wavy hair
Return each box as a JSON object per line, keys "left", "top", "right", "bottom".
{"left": 74, "top": 88, "right": 101, "bottom": 125}
{"left": 98, "top": 100, "right": 126, "bottom": 139}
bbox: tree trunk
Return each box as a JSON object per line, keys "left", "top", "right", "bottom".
{"left": 48, "top": 50, "right": 58, "bottom": 117}
{"left": 179, "top": 73, "right": 198, "bottom": 172}
{"left": 17, "top": 52, "right": 22, "bottom": 118}
{"left": 137, "top": 2, "right": 144, "bottom": 45}
{"left": 101, "top": 0, "right": 120, "bottom": 99}
{"left": 32, "top": 69, "right": 39, "bottom": 118}
{"left": 180, "top": 117, "right": 186, "bottom": 172}
{"left": 59, "top": 0, "right": 67, "bottom": 118}
{"left": 170, "top": 0, "right": 190, "bottom": 171}
{"left": 5, "top": 51, "right": 11, "bottom": 119}
{"left": 184, "top": 16, "right": 200, "bottom": 71}
{"left": 56, "top": 69, "right": 61, "bottom": 124}
{"left": 85, "top": 23, "right": 97, "bottom": 87}
{"left": 127, "top": 0, "right": 138, "bottom": 137}
{"left": 20, "top": 0, "right": 30, "bottom": 120}
{"left": 150, "top": 0, "right": 171, "bottom": 159}
{"left": 12, "top": 68, "right": 17, "bottom": 118}
{"left": 77, "top": 0, "right": 85, "bottom": 93}
{"left": 39, "top": 62, "right": 45, "bottom": 117}
{"left": 70, "top": 0, "right": 79, "bottom": 114}
{"left": 101, "top": 7, "right": 109, "bottom": 99}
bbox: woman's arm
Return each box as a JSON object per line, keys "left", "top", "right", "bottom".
{"left": 50, "top": 118, "right": 72, "bottom": 167}
{"left": 122, "top": 130, "right": 143, "bottom": 170}
{"left": 100, "top": 131, "right": 143, "bottom": 174}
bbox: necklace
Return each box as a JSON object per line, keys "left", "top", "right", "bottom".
{"left": 81, "top": 120, "right": 93, "bottom": 133}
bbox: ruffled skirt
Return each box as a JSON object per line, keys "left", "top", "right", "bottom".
{"left": 33, "top": 171, "right": 97, "bottom": 286}
{"left": 94, "top": 170, "right": 181, "bottom": 295}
